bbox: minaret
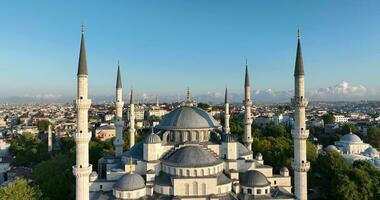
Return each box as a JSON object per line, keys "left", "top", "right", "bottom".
{"left": 47, "top": 123, "right": 52, "bottom": 152}
{"left": 223, "top": 88, "right": 230, "bottom": 133}
{"left": 129, "top": 89, "right": 136, "bottom": 148}
{"left": 156, "top": 95, "right": 159, "bottom": 107}
{"left": 243, "top": 59, "right": 253, "bottom": 150}
{"left": 72, "top": 25, "right": 92, "bottom": 200}
{"left": 291, "top": 30, "right": 310, "bottom": 200}
{"left": 114, "top": 62, "right": 124, "bottom": 157}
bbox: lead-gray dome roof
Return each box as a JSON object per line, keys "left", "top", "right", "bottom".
{"left": 325, "top": 145, "right": 339, "bottom": 152}
{"left": 156, "top": 106, "right": 219, "bottom": 130}
{"left": 114, "top": 173, "right": 145, "bottom": 191}
{"left": 363, "top": 147, "right": 379, "bottom": 157}
{"left": 145, "top": 133, "right": 161, "bottom": 144}
{"left": 163, "top": 146, "right": 222, "bottom": 168}
{"left": 239, "top": 170, "right": 270, "bottom": 187}
{"left": 341, "top": 133, "right": 362, "bottom": 143}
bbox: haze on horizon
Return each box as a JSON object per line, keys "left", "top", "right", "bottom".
{"left": 1, "top": 1, "right": 380, "bottom": 103}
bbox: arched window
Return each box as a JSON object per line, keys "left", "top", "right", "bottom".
{"left": 202, "top": 183, "right": 206, "bottom": 194}
{"left": 186, "top": 169, "right": 190, "bottom": 176}
{"left": 185, "top": 183, "right": 189, "bottom": 195}
{"left": 193, "top": 181, "right": 198, "bottom": 195}
{"left": 179, "top": 169, "right": 183, "bottom": 176}
{"left": 201, "top": 169, "right": 205, "bottom": 176}
{"left": 194, "top": 170, "right": 197, "bottom": 177}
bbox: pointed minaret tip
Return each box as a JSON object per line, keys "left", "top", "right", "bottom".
{"left": 294, "top": 29, "right": 305, "bottom": 76}
{"left": 77, "top": 24, "right": 88, "bottom": 76}
{"left": 245, "top": 59, "right": 250, "bottom": 87}
{"left": 130, "top": 88, "right": 134, "bottom": 104}
{"left": 116, "top": 62, "right": 122, "bottom": 89}
{"left": 225, "top": 87, "right": 228, "bottom": 104}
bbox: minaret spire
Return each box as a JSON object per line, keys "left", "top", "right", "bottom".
{"left": 73, "top": 26, "right": 92, "bottom": 200}
{"left": 116, "top": 61, "right": 122, "bottom": 89}
{"left": 77, "top": 25, "right": 88, "bottom": 76}
{"left": 114, "top": 62, "right": 124, "bottom": 157}
{"left": 243, "top": 59, "right": 253, "bottom": 150}
{"left": 129, "top": 89, "right": 136, "bottom": 148}
{"left": 291, "top": 30, "right": 310, "bottom": 200}
{"left": 294, "top": 29, "right": 305, "bottom": 76}
{"left": 224, "top": 87, "right": 230, "bottom": 133}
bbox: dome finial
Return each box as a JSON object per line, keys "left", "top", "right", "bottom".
{"left": 297, "top": 28, "right": 300, "bottom": 39}
{"left": 129, "top": 157, "right": 134, "bottom": 174}
{"left": 187, "top": 87, "right": 190, "bottom": 102}
{"left": 81, "top": 23, "right": 85, "bottom": 34}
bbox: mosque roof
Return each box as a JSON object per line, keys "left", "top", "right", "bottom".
{"left": 156, "top": 106, "right": 219, "bottom": 130}
{"left": 325, "top": 145, "right": 339, "bottom": 152}
{"left": 340, "top": 132, "right": 362, "bottom": 143}
{"left": 145, "top": 133, "right": 161, "bottom": 144}
{"left": 363, "top": 147, "right": 379, "bottom": 157}
{"left": 163, "top": 146, "right": 222, "bottom": 168}
{"left": 239, "top": 170, "right": 270, "bottom": 187}
{"left": 114, "top": 173, "right": 145, "bottom": 191}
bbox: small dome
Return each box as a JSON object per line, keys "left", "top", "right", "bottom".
{"left": 156, "top": 106, "right": 219, "bottom": 130}
{"left": 374, "top": 159, "right": 380, "bottom": 167}
{"left": 280, "top": 167, "right": 289, "bottom": 172}
{"left": 221, "top": 134, "right": 236, "bottom": 143}
{"left": 363, "top": 147, "right": 379, "bottom": 157}
{"left": 239, "top": 170, "right": 270, "bottom": 187}
{"left": 256, "top": 153, "right": 263, "bottom": 160}
{"left": 90, "top": 171, "right": 98, "bottom": 177}
{"left": 114, "top": 173, "right": 145, "bottom": 191}
{"left": 325, "top": 145, "right": 339, "bottom": 152}
{"left": 341, "top": 132, "right": 362, "bottom": 143}
{"left": 145, "top": 133, "right": 161, "bottom": 144}
{"left": 163, "top": 146, "right": 222, "bottom": 168}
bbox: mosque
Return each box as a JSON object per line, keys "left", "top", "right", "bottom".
{"left": 325, "top": 131, "right": 380, "bottom": 170}
{"left": 72, "top": 28, "right": 309, "bottom": 200}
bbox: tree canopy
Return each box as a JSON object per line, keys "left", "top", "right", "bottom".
{"left": 0, "top": 179, "right": 42, "bottom": 200}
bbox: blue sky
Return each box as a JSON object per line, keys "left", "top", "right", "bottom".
{"left": 1, "top": 1, "right": 380, "bottom": 101}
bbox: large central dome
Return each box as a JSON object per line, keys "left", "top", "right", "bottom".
{"left": 163, "top": 146, "right": 222, "bottom": 167}
{"left": 156, "top": 106, "right": 219, "bottom": 130}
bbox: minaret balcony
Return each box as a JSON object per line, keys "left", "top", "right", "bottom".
{"left": 74, "top": 132, "right": 91, "bottom": 142}
{"left": 113, "top": 138, "right": 124, "bottom": 146}
{"left": 76, "top": 99, "right": 91, "bottom": 109}
{"left": 291, "top": 129, "right": 309, "bottom": 140}
{"left": 116, "top": 101, "right": 124, "bottom": 108}
{"left": 72, "top": 164, "right": 92, "bottom": 177}
{"left": 291, "top": 97, "right": 308, "bottom": 107}
{"left": 291, "top": 161, "right": 310, "bottom": 172}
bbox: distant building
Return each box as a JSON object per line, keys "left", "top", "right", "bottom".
{"left": 95, "top": 124, "right": 116, "bottom": 141}
{"left": 333, "top": 115, "right": 349, "bottom": 123}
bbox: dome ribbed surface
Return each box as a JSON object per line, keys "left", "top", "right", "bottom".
{"left": 157, "top": 107, "right": 219, "bottom": 130}
{"left": 163, "top": 146, "right": 222, "bottom": 168}
{"left": 239, "top": 170, "right": 270, "bottom": 187}
{"left": 114, "top": 173, "right": 145, "bottom": 191}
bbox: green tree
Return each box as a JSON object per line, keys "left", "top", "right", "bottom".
{"left": 10, "top": 132, "right": 50, "bottom": 167}
{"left": 367, "top": 127, "right": 380, "bottom": 148}
{"left": 89, "top": 139, "right": 114, "bottom": 172}
{"left": 0, "top": 179, "right": 42, "bottom": 200}
{"left": 33, "top": 153, "right": 75, "bottom": 200}
{"left": 37, "top": 120, "right": 53, "bottom": 132}
{"left": 331, "top": 172, "right": 360, "bottom": 200}
{"left": 322, "top": 113, "right": 335, "bottom": 125}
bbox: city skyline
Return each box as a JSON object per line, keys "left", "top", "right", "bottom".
{"left": 1, "top": 1, "right": 380, "bottom": 102}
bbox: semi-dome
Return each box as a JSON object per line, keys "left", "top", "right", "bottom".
{"left": 363, "top": 147, "right": 379, "bottom": 157}
{"left": 114, "top": 173, "right": 145, "bottom": 191}
{"left": 163, "top": 146, "right": 222, "bottom": 168}
{"left": 280, "top": 167, "right": 289, "bottom": 172}
{"left": 145, "top": 133, "right": 161, "bottom": 144}
{"left": 341, "top": 132, "right": 362, "bottom": 143}
{"left": 239, "top": 170, "right": 270, "bottom": 187}
{"left": 325, "top": 145, "right": 339, "bottom": 152}
{"left": 221, "top": 133, "right": 236, "bottom": 143}
{"left": 156, "top": 106, "right": 219, "bottom": 130}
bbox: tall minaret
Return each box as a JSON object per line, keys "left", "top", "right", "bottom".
{"left": 243, "top": 59, "right": 253, "bottom": 150}
{"left": 156, "top": 95, "right": 159, "bottom": 107}
{"left": 129, "top": 89, "right": 136, "bottom": 148}
{"left": 114, "top": 62, "right": 124, "bottom": 157}
{"left": 72, "top": 25, "right": 92, "bottom": 200}
{"left": 47, "top": 123, "right": 52, "bottom": 152}
{"left": 291, "top": 30, "right": 310, "bottom": 200}
{"left": 223, "top": 88, "right": 230, "bottom": 133}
